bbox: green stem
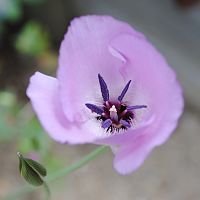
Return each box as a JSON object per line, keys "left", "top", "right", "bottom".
{"left": 3, "top": 146, "right": 108, "bottom": 200}
{"left": 43, "top": 182, "right": 50, "bottom": 200}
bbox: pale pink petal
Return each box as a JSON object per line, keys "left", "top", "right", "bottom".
{"left": 27, "top": 16, "right": 184, "bottom": 175}
{"left": 26, "top": 72, "right": 96, "bottom": 144}
{"left": 57, "top": 15, "right": 145, "bottom": 122}
{"left": 108, "top": 33, "right": 184, "bottom": 146}
{"left": 113, "top": 135, "right": 152, "bottom": 174}
{"left": 96, "top": 33, "right": 184, "bottom": 174}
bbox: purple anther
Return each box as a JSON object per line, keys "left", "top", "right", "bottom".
{"left": 98, "top": 74, "right": 109, "bottom": 102}
{"left": 118, "top": 80, "right": 131, "bottom": 102}
{"left": 120, "top": 119, "right": 131, "bottom": 128}
{"left": 85, "top": 103, "right": 104, "bottom": 115}
{"left": 127, "top": 105, "right": 147, "bottom": 111}
{"left": 102, "top": 119, "right": 112, "bottom": 129}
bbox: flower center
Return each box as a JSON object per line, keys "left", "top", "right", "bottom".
{"left": 85, "top": 74, "right": 147, "bottom": 133}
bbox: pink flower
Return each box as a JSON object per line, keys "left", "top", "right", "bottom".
{"left": 27, "top": 15, "right": 184, "bottom": 174}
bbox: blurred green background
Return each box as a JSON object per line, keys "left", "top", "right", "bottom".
{"left": 0, "top": 0, "right": 200, "bottom": 200}
{"left": 0, "top": 0, "right": 76, "bottom": 199}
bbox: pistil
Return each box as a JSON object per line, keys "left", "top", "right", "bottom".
{"left": 109, "top": 105, "right": 118, "bottom": 121}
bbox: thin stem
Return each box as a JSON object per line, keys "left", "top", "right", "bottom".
{"left": 3, "top": 146, "right": 108, "bottom": 200}
{"left": 43, "top": 182, "right": 50, "bottom": 200}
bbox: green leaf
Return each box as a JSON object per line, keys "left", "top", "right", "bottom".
{"left": 19, "top": 156, "right": 22, "bottom": 172}
{"left": 21, "top": 159, "right": 44, "bottom": 186}
{"left": 15, "top": 21, "right": 50, "bottom": 56}
{"left": 17, "top": 152, "right": 45, "bottom": 186}
{"left": 24, "top": 158, "right": 47, "bottom": 177}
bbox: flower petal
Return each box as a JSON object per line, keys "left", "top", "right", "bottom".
{"left": 26, "top": 72, "right": 96, "bottom": 144}
{"left": 109, "top": 33, "right": 184, "bottom": 146}
{"left": 57, "top": 15, "right": 145, "bottom": 122}
{"left": 27, "top": 16, "right": 184, "bottom": 175}
{"left": 97, "top": 33, "right": 184, "bottom": 174}
{"left": 113, "top": 136, "right": 152, "bottom": 174}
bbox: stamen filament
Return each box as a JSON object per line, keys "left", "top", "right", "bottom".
{"left": 85, "top": 103, "right": 104, "bottom": 115}
{"left": 102, "top": 119, "right": 112, "bottom": 129}
{"left": 98, "top": 74, "right": 109, "bottom": 102}
{"left": 118, "top": 80, "right": 131, "bottom": 102}
{"left": 120, "top": 119, "right": 131, "bottom": 128}
{"left": 127, "top": 105, "right": 147, "bottom": 110}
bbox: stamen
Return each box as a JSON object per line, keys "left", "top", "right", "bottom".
{"left": 121, "top": 109, "right": 127, "bottom": 116}
{"left": 105, "top": 101, "right": 110, "bottom": 108}
{"left": 127, "top": 105, "right": 147, "bottom": 110}
{"left": 109, "top": 105, "right": 118, "bottom": 121}
{"left": 102, "top": 119, "right": 112, "bottom": 129}
{"left": 98, "top": 74, "right": 109, "bottom": 102}
{"left": 85, "top": 103, "right": 104, "bottom": 115}
{"left": 86, "top": 74, "right": 148, "bottom": 133}
{"left": 120, "top": 119, "right": 131, "bottom": 128}
{"left": 118, "top": 80, "right": 131, "bottom": 102}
